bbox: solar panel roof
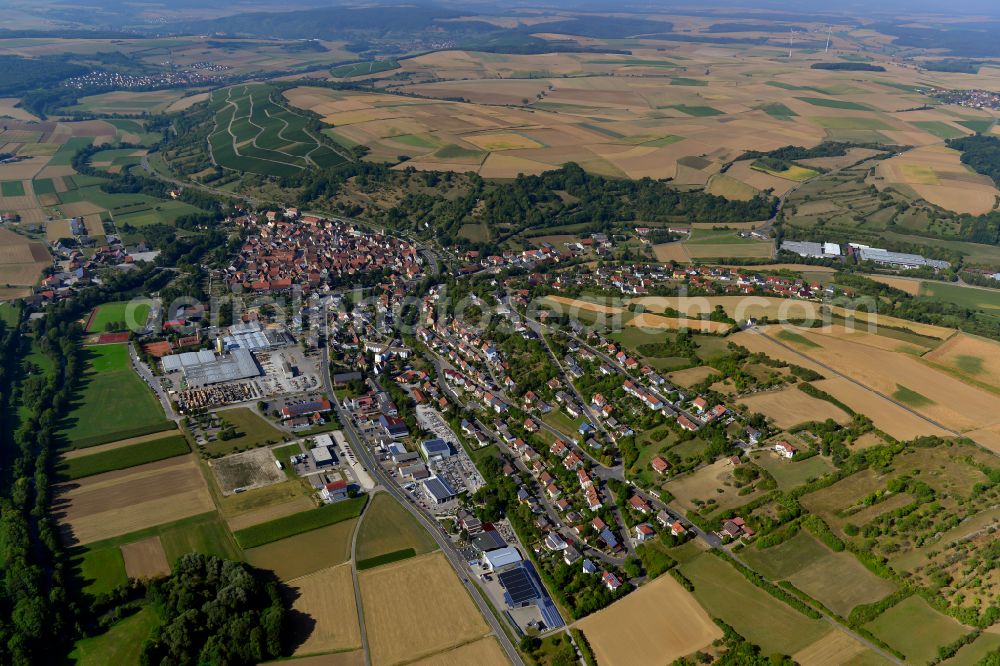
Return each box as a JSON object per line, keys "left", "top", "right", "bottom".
{"left": 498, "top": 566, "right": 539, "bottom": 606}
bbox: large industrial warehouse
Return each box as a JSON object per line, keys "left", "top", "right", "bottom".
{"left": 161, "top": 348, "right": 262, "bottom": 387}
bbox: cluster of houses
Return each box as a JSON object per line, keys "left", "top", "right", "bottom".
{"left": 34, "top": 238, "right": 154, "bottom": 304}
{"left": 541, "top": 262, "right": 838, "bottom": 304}
{"left": 226, "top": 209, "right": 424, "bottom": 294}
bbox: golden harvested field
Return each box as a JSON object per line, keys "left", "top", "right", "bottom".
{"left": 775, "top": 329, "right": 1000, "bottom": 433}
{"left": 876, "top": 145, "right": 999, "bottom": 215}
{"left": 542, "top": 294, "right": 623, "bottom": 314}
{"left": 244, "top": 519, "right": 357, "bottom": 581}
{"left": 628, "top": 312, "right": 731, "bottom": 333}
{"left": 287, "top": 564, "right": 362, "bottom": 656}
{"left": 632, "top": 295, "right": 821, "bottom": 322}
{"left": 360, "top": 552, "right": 491, "bottom": 666}
{"left": 165, "top": 92, "right": 210, "bottom": 112}
{"left": 0, "top": 98, "right": 40, "bottom": 121}
{"left": 738, "top": 386, "right": 851, "bottom": 429}
{"left": 668, "top": 365, "right": 719, "bottom": 387}
{"left": 966, "top": 423, "right": 1000, "bottom": 455}
{"left": 54, "top": 455, "right": 214, "bottom": 546}
{"left": 667, "top": 458, "right": 764, "bottom": 513}
{"left": 225, "top": 495, "right": 316, "bottom": 531}
{"left": 407, "top": 638, "right": 509, "bottom": 666}
{"left": 463, "top": 132, "right": 544, "bottom": 151}
{"left": 577, "top": 573, "right": 721, "bottom": 666}
{"left": 0, "top": 227, "right": 50, "bottom": 288}
{"left": 827, "top": 306, "right": 954, "bottom": 339}
{"left": 791, "top": 629, "right": 872, "bottom": 666}
{"left": 923, "top": 332, "right": 1000, "bottom": 392}
{"left": 653, "top": 242, "right": 690, "bottom": 263}
{"left": 804, "top": 324, "right": 931, "bottom": 354}
{"left": 684, "top": 241, "right": 774, "bottom": 259}
{"left": 120, "top": 536, "right": 170, "bottom": 580}
{"left": 813, "top": 377, "right": 951, "bottom": 440}
{"left": 865, "top": 275, "right": 923, "bottom": 296}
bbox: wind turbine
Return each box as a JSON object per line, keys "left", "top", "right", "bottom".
{"left": 825, "top": 26, "right": 833, "bottom": 53}
{"left": 788, "top": 28, "right": 795, "bottom": 59}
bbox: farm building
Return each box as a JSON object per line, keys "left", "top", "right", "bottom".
{"left": 161, "top": 348, "right": 261, "bottom": 387}
{"left": 420, "top": 438, "right": 452, "bottom": 460}
{"left": 853, "top": 245, "right": 950, "bottom": 269}
{"left": 422, "top": 476, "right": 457, "bottom": 504}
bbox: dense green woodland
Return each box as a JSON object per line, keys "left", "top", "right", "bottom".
{"left": 289, "top": 162, "right": 776, "bottom": 253}
{"left": 948, "top": 134, "right": 1000, "bottom": 188}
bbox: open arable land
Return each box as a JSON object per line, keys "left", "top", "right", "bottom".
{"left": 359, "top": 552, "right": 493, "bottom": 666}
{"left": 53, "top": 455, "right": 215, "bottom": 546}
{"left": 576, "top": 573, "right": 721, "bottom": 666}
{"left": 11, "top": 7, "right": 1000, "bottom": 666}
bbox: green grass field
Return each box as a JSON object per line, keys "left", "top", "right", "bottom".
{"left": 1, "top": 180, "right": 25, "bottom": 196}
{"left": 797, "top": 97, "right": 872, "bottom": 111}
{"left": 58, "top": 434, "right": 190, "bottom": 480}
{"left": 912, "top": 121, "right": 967, "bottom": 140}
{"left": 957, "top": 119, "right": 993, "bottom": 134}
{"left": 204, "top": 407, "right": 288, "bottom": 455}
{"left": 751, "top": 162, "right": 818, "bottom": 182}
{"left": 86, "top": 300, "right": 150, "bottom": 333}
{"left": 919, "top": 281, "right": 1000, "bottom": 312}
{"left": 234, "top": 496, "right": 367, "bottom": 549}
{"left": 864, "top": 596, "right": 969, "bottom": 664}
{"left": 356, "top": 548, "right": 417, "bottom": 570}
{"left": 670, "top": 104, "right": 724, "bottom": 117}
{"left": 759, "top": 102, "right": 798, "bottom": 118}
{"left": 32, "top": 177, "right": 56, "bottom": 195}
{"left": 776, "top": 329, "right": 821, "bottom": 348}
{"left": 813, "top": 116, "right": 892, "bottom": 130}
{"left": 74, "top": 511, "right": 240, "bottom": 595}
{"left": 945, "top": 631, "right": 1000, "bottom": 665}
{"left": 670, "top": 77, "right": 707, "bottom": 86}
{"left": 750, "top": 452, "right": 835, "bottom": 490}
{"left": 61, "top": 344, "right": 171, "bottom": 449}
{"left": 70, "top": 605, "right": 160, "bottom": 666}
{"left": 50, "top": 136, "right": 95, "bottom": 166}
{"left": 355, "top": 493, "right": 437, "bottom": 562}
{"left": 681, "top": 552, "right": 830, "bottom": 655}
{"left": 892, "top": 384, "right": 934, "bottom": 407}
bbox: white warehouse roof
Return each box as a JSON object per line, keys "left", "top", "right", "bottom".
{"left": 484, "top": 546, "right": 523, "bottom": 570}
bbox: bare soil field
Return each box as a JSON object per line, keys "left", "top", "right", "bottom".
{"left": 209, "top": 447, "right": 285, "bottom": 495}
{"left": 737, "top": 386, "right": 851, "bottom": 429}
{"left": 287, "top": 563, "right": 362, "bottom": 656}
{"left": 407, "top": 638, "right": 509, "bottom": 666}
{"left": 53, "top": 455, "right": 214, "bottom": 545}
{"left": 628, "top": 312, "right": 731, "bottom": 333}
{"left": 120, "top": 536, "right": 171, "bottom": 580}
{"left": 577, "top": 573, "right": 721, "bottom": 666}
{"left": 360, "top": 552, "right": 490, "bottom": 666}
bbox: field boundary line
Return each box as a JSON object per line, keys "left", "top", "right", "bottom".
{"left": 351, "top": 490, "right": 373, "bottom": 666}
